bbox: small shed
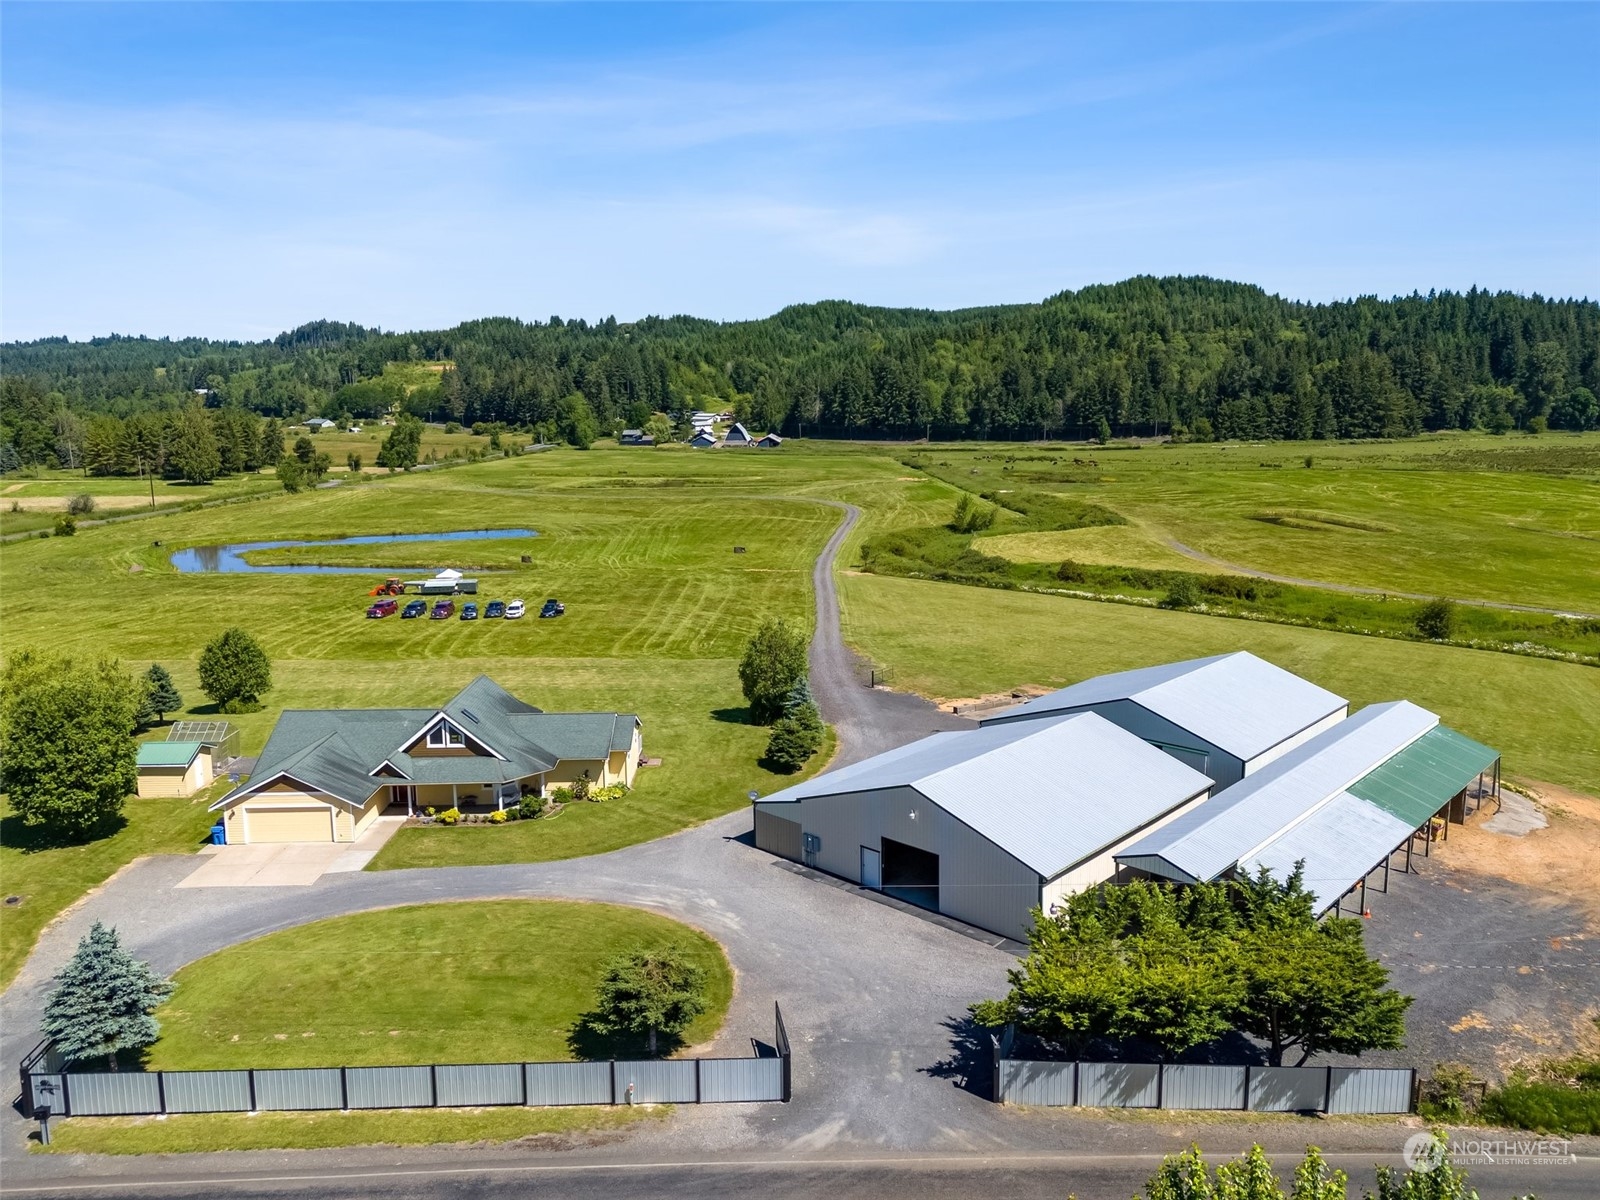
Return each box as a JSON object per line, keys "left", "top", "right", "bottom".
{"left": 756, "top": 433, "right": 784, "bottom": 448}
{"left": 304, "top": 417, "right": 336, "bottom": 431}
{"left": 689, "top": 430, "right": 718, "bottom": 448}
{"left": 137, "top": 741, "right": 214, "bottom": 798}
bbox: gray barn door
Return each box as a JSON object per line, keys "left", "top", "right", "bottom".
{"left": 860, "top": 846, "right": 881, "bottom": 890}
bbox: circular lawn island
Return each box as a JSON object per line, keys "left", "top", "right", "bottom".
{"left": 144, "top": 900, "right": 732, "bottom": 1070}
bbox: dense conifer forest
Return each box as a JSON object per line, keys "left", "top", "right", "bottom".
{"left": 4, "top": 277, "right": 1596, "bottom": 473}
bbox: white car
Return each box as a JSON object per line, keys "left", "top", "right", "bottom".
{"left": 505, "top": 599, "right": 526, "bottom": 619}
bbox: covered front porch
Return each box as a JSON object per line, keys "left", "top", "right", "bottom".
{"left": 384, "top": 775, "right": 544, "bottom": 817}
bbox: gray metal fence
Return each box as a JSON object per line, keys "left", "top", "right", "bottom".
{"left": 17, "top": 1003, "right": 792, "bottom": 1119}
{"left": 990, "top": 1036, "right": 1413, "bottom": 1114}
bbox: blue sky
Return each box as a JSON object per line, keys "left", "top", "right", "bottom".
{"left": 3, "top": 2, "right": 1596, "bottom": 341}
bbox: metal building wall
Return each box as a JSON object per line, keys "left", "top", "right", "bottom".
{"left": 756, "top": 785, "right": 1045, "bottom": 941}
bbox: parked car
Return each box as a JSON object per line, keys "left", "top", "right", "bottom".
{"left": 539, "top": 598, "right": 565, "bottom": 618}
{"left": 485, "top": 600, "right": 506, "bottom": 619}
{"left": 430, "top": 600, "right": 455, "bottom": 619}
{"left": 401, "top": 599, "right": 428, "bottom": 619}
{"left": 460, "top": 602, "right": 479, "bottom": 621}
{"left": 366, "top": 598, "right": 398, "bottom": 618}
{"left": 505, "top": 599, "right": 526, "bottom": 619}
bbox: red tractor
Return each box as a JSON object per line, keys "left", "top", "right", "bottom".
{"left": 369, "top": 577, "right": 407, "bottom": 597}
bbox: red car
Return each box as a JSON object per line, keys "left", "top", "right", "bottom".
{"left": 430, "top": 600, "right": 455, "bottom": 620}
{"left": 366, "top": 598, "right": 398, "bottom": 618}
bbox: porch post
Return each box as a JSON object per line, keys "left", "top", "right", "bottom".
{"left": 451, "top": 784, "right": 458, "bottom": 808}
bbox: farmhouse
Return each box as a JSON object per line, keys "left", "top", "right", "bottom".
{"left": 619, "top": 428, "right": 654, "bottom": 446}
{"left": 753, "top": 713, "right": 1213, "bottom": 940}
{"left": 135, "top": 721, "right": 239, "bottom": 798}
{"left": 981, "top": 652, "right": 1348, "bottom": 789}
{"left": 1116, "top": 699, "right": 1500, "bottom": 915}
{"left": 211, "top": 677, "right": 641, "bottom": 844}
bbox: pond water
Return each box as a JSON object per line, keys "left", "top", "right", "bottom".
{"left": 169, "top": 529, "right": 537, "bottom": 574}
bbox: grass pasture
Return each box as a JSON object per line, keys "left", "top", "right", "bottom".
{"left": 2, "top": 433, "right": 1597, "bottom": 991}
{"left": 840, "top": 572, "right": 1600, "bottom": 796}
{"left": 146, "top": 900, "right": 733, "bottom": 1069}
{"left": 904, "top": 432, "right": 1600, "bottom": 614}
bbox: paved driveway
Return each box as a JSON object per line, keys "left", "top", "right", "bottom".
{"left": 174, "top": 818, "right": 405, "bottom": 887}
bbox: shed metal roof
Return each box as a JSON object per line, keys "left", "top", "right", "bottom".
{"left": 757, "top": 712, "right": 1212, "bottom": 878}
{"left": 983, "top": 652, "right": 1346, "bottom": 762}
{"left": 1115, "top": 700, "right": 1437, "bottom": 883}
{"left": 1347, "top": 725, "right": 1499, "bottom": 827}
{"left": 138, "top": 741, "right": 204, "bottom": 768}
{"left": 1239, "top": 792, "right": 1415, "bottom": 912}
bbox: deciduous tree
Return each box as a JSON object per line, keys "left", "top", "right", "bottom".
{"left": 738, "top": 618, "right": 809, "bottom": 724}
{"left": 198, "top": 628, "right": 272, "bottom": 713}
{"left": 0, "top": 651, "right": 140, "bottom": 839}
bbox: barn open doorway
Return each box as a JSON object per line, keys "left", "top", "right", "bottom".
{"left": 881, "top": 837, "right": 939, "bottom": 912}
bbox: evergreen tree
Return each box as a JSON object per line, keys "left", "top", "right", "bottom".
{"left": 143, "top": 664, "right": 182, "bottom": 723}
{"left": 586, "top": 950, "right": 707, "bottom": 1057}
{"left": 167, "top": 407, "right": 221, "bottom": 483}
{"left": 41, "top": 922, "right": 174, "bottom": 1070}
{"left": 0, "top": 650, "right": 139, "bottom": 839}
{"left": 765, "top": 675, "right": 825, "bottom": 771}
{"left": 197, "top": 628, "right": 272, "bottom": 713}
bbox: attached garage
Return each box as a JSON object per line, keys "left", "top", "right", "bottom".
{"left": 244, "top": 805, "right": 336, "bottom": 843}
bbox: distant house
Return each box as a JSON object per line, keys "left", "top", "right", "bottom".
{"left": 211, "top": 676, "right": 642, "bottom": 844}
{"left": 689, "top": 412, "right": 717, "bottom": 431}
{"left": 619, "top": 429, "right": 655, "bottom": 446}
{"left": 724, "top": 422, "right": 753, "bottom": 446}
{"left": 689, "top": 430, "right": 718, "bottom": 448}
{"left": 304, "top": 417, "right": 336, "bottom": 431}
{"left": 756, "top": 433, "right": 784, "bottom": 449}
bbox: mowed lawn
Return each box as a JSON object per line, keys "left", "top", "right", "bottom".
{"left": 0, "top": 445, "right": 907, "bottom": 985}
{"left": 148, "top": 900, "right": 733, "bottom": 1069}
{"left": 840, "top": 573, "right": 1600, "bottom": 798}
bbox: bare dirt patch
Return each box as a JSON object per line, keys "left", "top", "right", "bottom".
{"left": 6, "top": 494, "right": 154, "bottom": 512}
{"left": 930, "top": 685, "right": 1049, "bottom": 715}
{"left": 1437, "top": 779, "right": 1600, "bottom": 930}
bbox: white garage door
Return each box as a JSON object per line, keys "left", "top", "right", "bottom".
{"left": 245, "top": 805, "right": 335, "bottom": 843}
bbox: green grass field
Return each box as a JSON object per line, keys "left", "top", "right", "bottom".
{"left": 839, "top": 572, "right": 1600, "bottom": 796}
{"left": 147, "top": 900, "right": 732, "bottom": 1069}
{"left": 905, "top": 432, "right": 1600, "bottom": 614}
{"left": 34, "top": 1103, "right": 661, "bottom": 1156}
{"left": 3, "top": 434, "right": 1597, "bottom": 992}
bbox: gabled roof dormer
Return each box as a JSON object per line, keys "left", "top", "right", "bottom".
{"left": 398, "top": 711, "right": 507, "bottom": 760}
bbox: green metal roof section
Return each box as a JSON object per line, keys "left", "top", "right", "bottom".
{"left": 138, "top": 741, "right": 203, "bottom": 768}
{"left": 1347, "top": 725, "right": 1499, "bottom": 826}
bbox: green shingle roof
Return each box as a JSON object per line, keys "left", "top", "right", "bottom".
{"left": 213, "top": 677, "right": 639, "bottom": 812}
{"left": 138, "top": 741, "right": 203, "bottom": 768}
{"left": 1347, "top": 725, "right": 1499, "bottom": 826}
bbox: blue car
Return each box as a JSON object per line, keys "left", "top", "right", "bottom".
{"left": 460, "top": 602, "right": 479, "bottom": 621}
{"left": 401, "top": 599, "right": 427, "bottom": 619}
{"left": 485, "top": 600, "right": 506, "bottom": 619}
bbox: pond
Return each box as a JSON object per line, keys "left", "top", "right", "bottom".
{"left": 169, "top": 529, "right": 537, "bottom": 575}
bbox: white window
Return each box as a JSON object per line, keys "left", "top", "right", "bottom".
{"left": 427, "top": 721, "right": 466, "bottom": 749}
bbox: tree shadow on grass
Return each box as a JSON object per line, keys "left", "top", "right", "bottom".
{"left": 920, "top": 1015, "right": 995, "bottom": 1099}
{"left": 0, "top": 811, "right": 127, "bottom": 855}
{"left": 566, "top": 1012, "right": 688, "bottom": 1062}
{"left": 710, "top": 706, "right": 753, "bottom": 725}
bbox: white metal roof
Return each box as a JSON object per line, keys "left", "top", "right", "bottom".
{"left": 1116, "top": 700, "right": 1438, "bottom": 883}
{"left": 1239, "top": 792, "right": 1415, "bottom": 913}
{"left": 983, "top": 652, "right": 1347, "bottom": 762}
{"left": 756, "top": 712, "right": 1212, "bottom": 878}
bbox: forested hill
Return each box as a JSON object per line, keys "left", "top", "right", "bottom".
{"left": 4, "top": 278, "right": 1597, "bottom": 461}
